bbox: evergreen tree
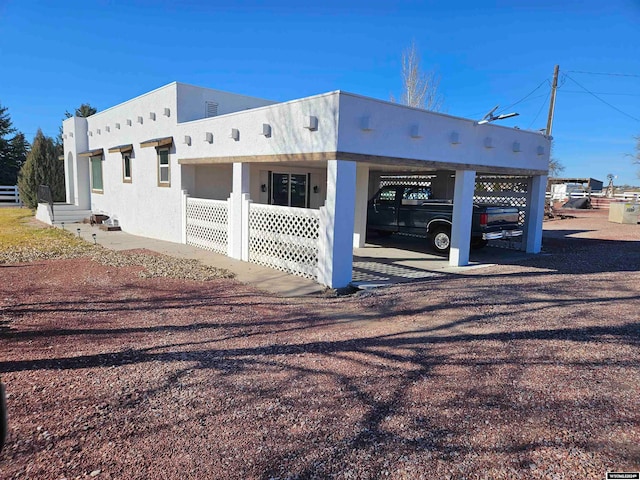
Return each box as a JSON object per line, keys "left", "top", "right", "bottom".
{"left": 71, "top": 104, "right": 97, "bottom": 118}
{"left": 2, "top": 133, "right": 29, "bottom": 185}
{"left": 18, "top": 130, "right": 65, "bottom": 208}
{"left": 0, "top": 102, "right": 26, "bottom": 185}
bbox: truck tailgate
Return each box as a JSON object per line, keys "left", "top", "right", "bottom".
{"left": 485, "top": 206, "right": 520, "bottom": 226}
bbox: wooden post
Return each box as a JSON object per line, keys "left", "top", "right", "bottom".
{"left": 546, "top": 65, "right": 559, "bottom": 136}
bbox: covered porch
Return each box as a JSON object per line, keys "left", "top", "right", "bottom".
{"left": 178, "top": 154, "right": 548, "bottom": 289}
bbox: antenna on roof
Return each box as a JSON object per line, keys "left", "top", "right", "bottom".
{"left": 478, "top": 105, "right": 519, "bottom": 125}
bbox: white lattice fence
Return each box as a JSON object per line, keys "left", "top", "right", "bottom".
{"left": 249, "top": 204, "right": 320, "bottom": 280}
{"left": 186, "top": 198, "right": 228, "bottom": 254}
{"left": 379, "top": 175, "right": 433, "bottom": 188}
{"left": 475, "top": 176, "right": 529, "bottom": 226}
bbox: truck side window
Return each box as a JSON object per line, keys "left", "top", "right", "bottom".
{"left": 402, "top": 187, "right": 432, "bottom": 204}
{"left": 378, "top": 188, "right": 397, "bottom": 203}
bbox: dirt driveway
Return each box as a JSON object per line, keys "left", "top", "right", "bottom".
{"left": 1, "top": 215, "right": 639, "bottom": 479}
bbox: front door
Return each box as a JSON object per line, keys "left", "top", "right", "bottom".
{"left": 271, "top": 173, "right": 308, "bottom": 208}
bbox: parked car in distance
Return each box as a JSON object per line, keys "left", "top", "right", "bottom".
{"left": 367, "top": 185, "right": 523, "bottom": 253}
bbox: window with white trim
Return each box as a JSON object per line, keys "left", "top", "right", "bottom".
{"left": 90, "top": 156, "right": 104, "bottom": 193}
{"left": 122, "top": 154, "right": 132, "bottom": 183}
{"left": 157, "top": 148, "right": 170, "bottom": 186}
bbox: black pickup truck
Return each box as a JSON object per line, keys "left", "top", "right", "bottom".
{"left": 367, "top": 185, "right": 523, "bottom": 253}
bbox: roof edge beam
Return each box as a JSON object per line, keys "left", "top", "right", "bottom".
{"left": 178, "top": 151, "right": 547, "bottom": 176}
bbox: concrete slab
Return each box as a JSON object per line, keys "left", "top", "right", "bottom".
{"left": 353, "top": 233, "right": 533, "bottom": 288}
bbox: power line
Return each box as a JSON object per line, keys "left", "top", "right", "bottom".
{"left": 527, "top": 90, "right": 551, "bottom": 130}
{"left": 496, "top": 79, "right": 549, "bottom": 115}
{"left": 464, "top": 79, "right": 550, "bottom": 118}
{"left": 564, "top": 73, "right": 640, "bottom": 122}
{"left": 566, "top": 70, "right": 640, "bottom": 78}
{"left": 557, "top": 90, "right": 640, "bottom": 97}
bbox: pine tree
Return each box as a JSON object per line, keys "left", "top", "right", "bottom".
{"left": 18, "top": 130, "right": 64, "bottom": 208}
{"left": 2, "top": 133, "right": 29, "bottom": 185}
{"left": 0, "top": 102, "right": 31, "bottom": 185}
{"left": 0, "top": 103, "right": 17, "bottom": 184}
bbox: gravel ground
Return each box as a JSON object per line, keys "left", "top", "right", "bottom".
{"left": 0, "top": 243, "right": 233, "bottom": 282}
{"left": 1, "top": 215, "right": 639, "bottom": 479}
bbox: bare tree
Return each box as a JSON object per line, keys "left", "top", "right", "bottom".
{"left": 548, "top": 157, "right": 565, "bottom": 177}
{"left": 548, "top": 140, "right": 564, "bottom": 177}
{"left": 394, "top": 41, "right": 443, "bottom": 111}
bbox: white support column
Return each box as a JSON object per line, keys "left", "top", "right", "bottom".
{"left": 181, "top": 189, "right": 189, "bottom": 244}
{"left": 228, "top": 162, "right": 250, "bottom": 260}
{"left": 71, "top": 116, "right": 90, "bottom": 209}
{"left": 241, "top": 195, "right": 251, "bottom": 261}
{"left": 318, "top": 160, "right": 357, "bottom": 288}
{"left": 64, "top": 152, "right": 75, "bottom": 205}
{"left": 449, "top": 169, "right": 476, "bottom": 267}
{"left": 524, "top": 174, "right": 547, "bottom": 253}
{"left": 353, "top": 163, "right": 370, "bottom": 248}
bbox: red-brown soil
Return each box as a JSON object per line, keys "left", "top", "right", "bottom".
{"left": 1, "top": 215, "right": 639, "bottom": 479}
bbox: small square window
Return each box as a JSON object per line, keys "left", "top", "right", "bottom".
{"left": 158, "top": 148, "right": 170, "bottom": 186}
{"left": 123, "top": 154, "right": 132, "bottom": 183}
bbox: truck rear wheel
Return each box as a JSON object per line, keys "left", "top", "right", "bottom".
{"left": 430, "top": 227, "right": 451, "bottom": 254}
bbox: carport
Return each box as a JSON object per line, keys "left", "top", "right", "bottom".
{"left": 176, "top": 90, "right": 550, "bottom": 289}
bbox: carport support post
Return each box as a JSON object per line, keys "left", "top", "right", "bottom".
{"left": 449, "top": 169, "right": 476, "bottom": 267}
{"left": 318, "top": 160, "right": 357, "bottom": 288}
{"left": 523, "top": 174, "right": 547, "bottom": 253}
{"left": 181, "top": 189, "right": 189, "bottom": 244}
{"left": 353, "top": 164, "right": 370, "bottom": 248}
{"left": 228, "top": 162, "right": 250, "bottom": 260}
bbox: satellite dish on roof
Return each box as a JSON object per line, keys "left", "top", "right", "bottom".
{"left": 478, "top": 105, "right": 519, "bottom": 125}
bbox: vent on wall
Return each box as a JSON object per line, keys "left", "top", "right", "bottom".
{"left": 205, "top": 101, "right": 219, "bottom": 118}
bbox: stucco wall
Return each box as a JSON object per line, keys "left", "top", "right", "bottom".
{"left": 193, "top": 164, "right": 233, "bottom": 200}
{"left": 62, "top": 82, "right": 282, "bottom": 243}
{"left": 62, "top": 82, "right": 549, "bottom": 247}
{"left": 62, "top": 116, "right": 89, "bottom": 208}
{"left": 176, "top": 83, "right": 276, "bottom": 123}
{"left": 336, "top": 93, "right": 550, "bottom": 173}
{"left": 176, "top": 92, "right": 340, "bottom": 160}
{"left": 75, "top": 84, "right": 182, "bottom": 242}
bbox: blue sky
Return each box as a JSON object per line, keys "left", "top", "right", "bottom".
{"left": 1, "top": 0, "right": 639, "bottom": 185}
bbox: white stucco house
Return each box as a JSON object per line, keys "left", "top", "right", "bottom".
{"left": 48, "top": 82, "right": 550, "bottom": 288}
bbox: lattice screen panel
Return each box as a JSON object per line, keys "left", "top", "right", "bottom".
{"left": 186, "top": 198, "right": 229, "bottom": 254}
{"left": 475, "top": 176, "right": 529, "bottom": 226}
{"left": 379, "top": 175, "right": 434, "bottom": 188}
{"left": 249, "top": 204, "right": 320, "bottom": 280}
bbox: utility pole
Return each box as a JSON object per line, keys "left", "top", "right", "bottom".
{"left": 546, "top": 64, "right": 559, "bottom": 136}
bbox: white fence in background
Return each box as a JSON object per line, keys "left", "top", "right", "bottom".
{"left": 546, "top": 191, "right": 640, "bottom": 200}
{"left": 248, "top": 203, "right": 320, "bottom": 280}
{"left": 0, "top": 185, "right": 20, "bottom": 204}
{"left": 185, "top": 197, "right": 229, "bottom": 254}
